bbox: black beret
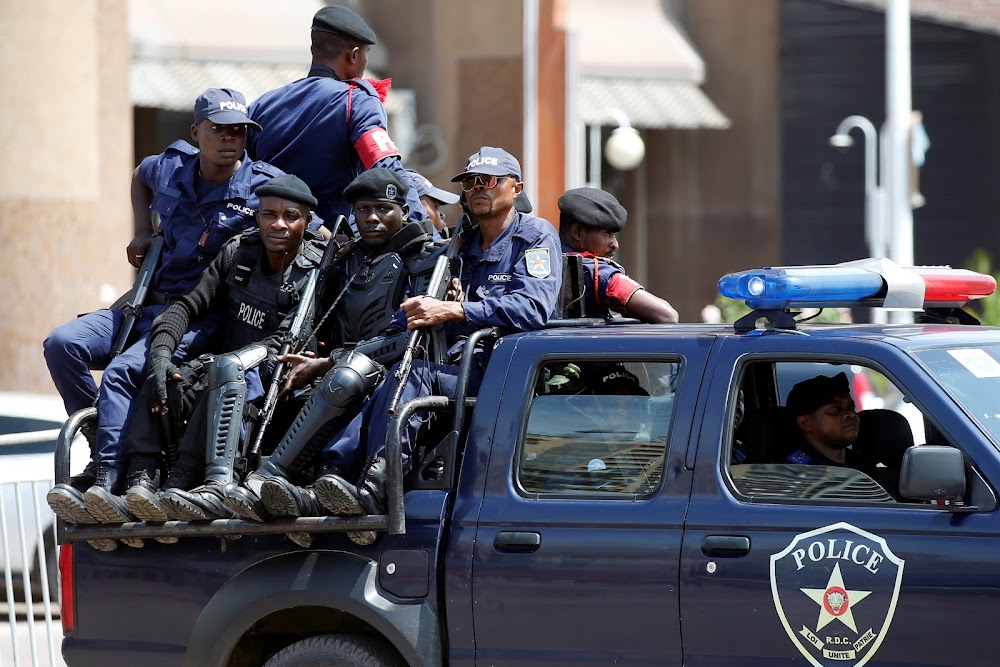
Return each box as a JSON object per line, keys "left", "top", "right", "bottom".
{"left": 558, "top": 187, "right": 627, "bottom": 232}
{"left": 344, "top": 168, "right": 409, "bottom": 207}
{"left": 255, "top": 174, "right": 317, "bottom": 209}
{"left": 787, "top": 372, "right": 851, "bottom": 416}
{"left": 311, "top": 5, "right": 376, "bottom": 44}
{"left": 515, "top": 191, "right": 533, "bottom": 213}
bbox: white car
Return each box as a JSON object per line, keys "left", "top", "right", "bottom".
{"left": 0, "top": 392, "right": 89, "bottom": 606}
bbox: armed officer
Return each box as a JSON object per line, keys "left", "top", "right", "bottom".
{"left": 558, "top": 187, "right": 678, "bottom": 323}
{"left": 259, "top": 146, "right": 562, "bottom": 545}
{"left": 247, "top": 5, "right": 426, "bottom": 234}
{"left": 222, "top": 169, "right": 446, "bottom": 538}
{"left": 82, "top": 175, "right": 325, "bottom": 525}
{"left": 45, "top": 89, "right": 285, "bottom": 532}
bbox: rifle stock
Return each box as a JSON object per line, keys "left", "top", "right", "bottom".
{"left": 112, "top": 211, "right": 165, "bottom": 358}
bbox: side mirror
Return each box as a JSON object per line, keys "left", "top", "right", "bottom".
{"left": 899, "top": 445, "right": 968, "bottom": 505}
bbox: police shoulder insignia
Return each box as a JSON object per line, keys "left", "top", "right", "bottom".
{"left": 770, "top": 522, "right": 905, "bottom": 667}
{"left": 524, "top": 248, "right": 551, "bottom": 278}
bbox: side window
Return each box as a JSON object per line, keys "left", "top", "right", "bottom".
{"left": 730, "top": 360, "right": 934, "bottom": 506}
{"left": 518, "top": 360, "right": 679, "bottom": 496}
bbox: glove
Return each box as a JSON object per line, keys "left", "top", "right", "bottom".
{"left": 146, "top": 351, "right": 180, "bottom": 411}
{"left": 166, "top": 354, "right": 213, "bottom": 418}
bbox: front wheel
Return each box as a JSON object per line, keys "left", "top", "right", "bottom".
{"left": 264, "top": 634, "right": 404, "bottom": 667}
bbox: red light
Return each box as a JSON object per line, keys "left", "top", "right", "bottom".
{"left": 909, "top": 268, "right": 997, "bottom": 305}
{"left": 59, "top": 543, "right": 75, "bottom": 635}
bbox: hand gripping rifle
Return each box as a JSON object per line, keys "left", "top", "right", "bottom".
{"left": 245, "top": 216, "right": 346, "bottom": 462}
{"left": 111, "top": 211, "right": 165, "bottom": 358}
{"left": 387, "top": 213, "right": 474, "bottom": 415}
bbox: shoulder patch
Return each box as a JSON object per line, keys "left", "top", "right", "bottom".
{"left": 524, "top": 248, "right": 552, "bottom": 279}
{"left": 164, "top": 139, "right": 198, "bottom": 156}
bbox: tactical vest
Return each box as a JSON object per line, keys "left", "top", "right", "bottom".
{"left": 223, "top": 232, "right": 324, "bottom": 350}
{"left": 332, "top": 225, "right": 444, "bottom": 345}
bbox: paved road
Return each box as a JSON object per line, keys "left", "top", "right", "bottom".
{"left": 1, "top": 604, "right": 66, "bottom": 667}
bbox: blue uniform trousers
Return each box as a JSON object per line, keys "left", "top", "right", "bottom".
{"left": 43, "top": 306, "right": 217, "bottom": 467}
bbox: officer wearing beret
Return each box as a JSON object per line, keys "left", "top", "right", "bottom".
{"left": 783, "top": 373, "right": 874, "bottom": 472}
{"left": 221, "top": 168, "right": 447, "bottom": 543}
{"left": 246, "top": 4, "right": 426, "bottom": 235}
{"left": 558, "top": 187, "right": 678, "bottom": 323}
{"left": 82, "top": 175, "right": 326, "bottom": 526}
{"left": 45, "top": 88, "right": 286, "bottom": 535}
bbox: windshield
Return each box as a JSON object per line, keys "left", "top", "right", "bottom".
{"left": 914, "top": 343, "right": 1000, "bottom": 445}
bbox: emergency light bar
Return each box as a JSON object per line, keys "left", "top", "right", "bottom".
{"left": 718, "top": 258, "right": 996, "bottom": 310}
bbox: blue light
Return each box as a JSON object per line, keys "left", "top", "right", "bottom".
{"left": 718, "top": 267, "right": 885, "bottom": 309}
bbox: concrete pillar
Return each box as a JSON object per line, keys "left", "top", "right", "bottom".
{"left": 0, "top": 0, "right": 132, "bottom": 394}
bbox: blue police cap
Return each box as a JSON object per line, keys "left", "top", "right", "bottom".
{"left": 558, "top": 187, "right": 627, "bottom": 233}
{"left": 452, "top": 146, "right": 522, "bottom": 182}
{"left": 311, "top": 5, "right": 377, "bottom": 45}
{"left": 787, "top": 372, "right": 851, "bottom": 416}
{"left": 255, "top": 174, "right": 318, "bottom": 209}
{"left": 193, "top": 88, "right": 262, "bottom": 131}
{"left": 344, "top": 168, "right": 409, "bottom": 206}
{"left": 405, "top": 169, "right": 459, "bottom": 205}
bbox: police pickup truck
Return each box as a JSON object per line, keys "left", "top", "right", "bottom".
{"left": 56, "top": 259, "right": 1000, "bottom": 667}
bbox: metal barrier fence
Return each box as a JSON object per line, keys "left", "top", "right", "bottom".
{"left": 0, "top": 473, "right": 65, "bottom": 667}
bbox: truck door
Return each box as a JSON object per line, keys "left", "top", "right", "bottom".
{"left": 680, "top": 335, "right": 1000, "bottom": 667}
{"left": 470, "top": 334, "right": 713, "bottom": 667}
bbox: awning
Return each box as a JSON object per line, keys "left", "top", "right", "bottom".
{"left": 579, "top": 77, "right": 730, "bottom": 130}
{"left": 564, "top": 0, "right": 730, "bottom": 130}
{"left": 130, "top": 58, "right": 409, "bottom": 117}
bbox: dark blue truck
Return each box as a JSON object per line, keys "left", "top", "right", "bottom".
{"left": 55, "top": 262, "right": 1000, "bottom": 667}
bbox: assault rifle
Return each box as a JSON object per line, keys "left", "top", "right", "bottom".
{"left": 111, "top": 211, "right": 165, "bottom": 357}
{"left": 387, "top": 213, "right": 475, "bottom": 414}
{"left": 245, "top": 216, "right": 347, "bottom": 462}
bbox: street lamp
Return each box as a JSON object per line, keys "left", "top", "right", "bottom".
{"left": 829, "top": 115, "right": 887, "bottom": 261}
{"left": 604, "top": 108, "right": 646, "bottom": 171}
{"left": 830, "top": 115, "right": 888, "bottom": 324}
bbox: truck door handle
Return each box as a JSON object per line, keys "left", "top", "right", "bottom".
{"left": 494, "top": 531, "right": 541, "bottom": 553}
{"left": 701, "top": 535, "right": 751, "bottom": 557}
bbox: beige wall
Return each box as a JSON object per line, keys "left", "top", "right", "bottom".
{"left": 0, "top": 0, "right": 132, "bottom": 395}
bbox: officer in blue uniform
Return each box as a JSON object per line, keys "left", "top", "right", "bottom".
{"left": 263, "top": 146, "right": 562, "bottom": 544}
{"left": 45, "top": 89, "right": 286, "bottom": 530}
{"left": 247, "top": 5, "right": 425, "bottom": 232}
{"left": 558, "top": 187, "right": 678, "bottom": 323}
{"left": 406, "top": 168, "right": 459, "bottom": 240}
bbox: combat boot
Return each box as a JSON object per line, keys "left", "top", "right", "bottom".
{"left": 314, "top": 457, "right": 387, "bottom": 545}
{"left": 160, "top": 481, "right": 236, "bottom": 521}
{"left": 262, "top": 465, "right": 344, "bottom": 550}
{"left": 126, "top": 454, "right": 201, "bottom": 523}
{"left": 46, "top": 420, "right": 100, "bottom": 525}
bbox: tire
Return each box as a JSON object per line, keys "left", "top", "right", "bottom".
{"left": 263, "top": 634, "right": 404, "bottom": 667}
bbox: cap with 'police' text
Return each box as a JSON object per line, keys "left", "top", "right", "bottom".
{"left": 311, "top": 5, "right": 377, "bottom": 44}
{"left": 344, "top": 168, "right": 409, "bottom": 206}
{"left": 193, "top": 88, "right": 262, "bottom": 131}
{"left": 255, "top": 174, "right": 318, "bottom": 209}
{"left": 452, "top": 146, "right": 522, "bottom": 182}
{"left": 558, "top": 187, "right": 627, "bottom": 233}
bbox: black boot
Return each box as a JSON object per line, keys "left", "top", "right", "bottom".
{"left": 126, "top": 455, "right": 201, "bottom": 523}
{"left": 314, "top": 457, "right": 387, "bottom": 545}
{"left": 260, "top": 474, "right": 329, "bottom": 519}
{"left": 46, "top": 419, "right": 100, "bottom": 525}
{"left": 160, "top": 481, "right": 236, "bottom": 521}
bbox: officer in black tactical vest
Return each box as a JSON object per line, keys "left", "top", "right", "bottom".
{"left": 84, "top": 175, "right": 326, "bottom": 525}
{"left": 221, "top": 168, "right": 445, "bottom": 534}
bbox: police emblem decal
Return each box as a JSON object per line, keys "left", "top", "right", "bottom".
{"left": 386, "top": 184, "right": 397, "bottom": 200}
{"left": 524, "top": 248, "right": 551, "bottom": 278}
{"left": 770, "top": 522, "right": 904, "bottom": 667}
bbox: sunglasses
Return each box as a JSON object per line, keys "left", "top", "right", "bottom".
{"left": 460, "top": 174, "right": 512, "bottom": 192}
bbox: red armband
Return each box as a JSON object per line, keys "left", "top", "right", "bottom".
{"left": 354, "top": 128, "right": 401, "bottom": 169}
{"left": 606, "top": 273, "right": 644, "bottom": 310}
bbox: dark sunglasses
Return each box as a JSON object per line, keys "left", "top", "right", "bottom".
{"left": 460, "top": 174, "right": 512, "bottom": 192}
